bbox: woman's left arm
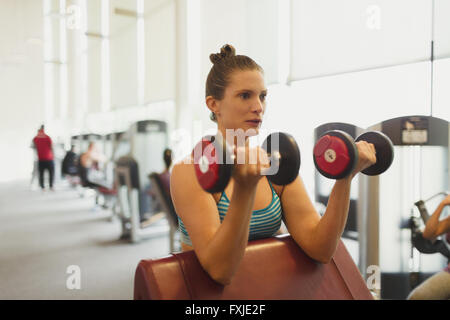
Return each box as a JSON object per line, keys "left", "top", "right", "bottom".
{"left": 282, "top": 141, "right": 376, "bottom": 263}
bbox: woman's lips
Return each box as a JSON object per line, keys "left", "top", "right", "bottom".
{"left": 245, "top": 120, "right": 262, "bottom": 126}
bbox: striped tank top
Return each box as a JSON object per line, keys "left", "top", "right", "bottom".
{"left": 178, "top": 179, "right": 283, "bottom": 247}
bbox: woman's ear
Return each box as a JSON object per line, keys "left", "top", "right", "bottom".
{"left": 206, "top": 96, "right": 220, "bottom": 115}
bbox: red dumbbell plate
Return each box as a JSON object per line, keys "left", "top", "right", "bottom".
{"left": 192, "top": 135, "right": 233, "bottom": 193}
{"left": 313, "top": 130, "right": 357, "bottom": 179}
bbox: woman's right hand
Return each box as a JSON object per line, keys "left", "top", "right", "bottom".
{"left": 231, "top": 144, "right": 270, "bottom": 188}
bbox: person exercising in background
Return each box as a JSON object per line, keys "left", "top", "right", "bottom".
{"left": 141, "top": 149, "right": 173, "bottom": 221}
{"left": 170, "top": 44, "right": 377, "bottom": 285}
{"left": 408, "top": 194, "right": 450, "bottom": 300}
{"left": 78, "top": 142, "right": 107, "bottom": 188}
{"left": 159, "top": 148, "right": 173, "bottom": 196}
{"left": 32, "top": 125, "right": 55, "bottom": 191}
{"left": 61, "top": 145, "right": 79, "bottom": 177}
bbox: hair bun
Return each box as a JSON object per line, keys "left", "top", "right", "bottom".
{"left": 209, "top": 44, "right": 236, "bottom": 64}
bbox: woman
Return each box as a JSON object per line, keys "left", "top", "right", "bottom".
{"left": 408, "top": 194, "right": 450, "bottom": 300}
{"left": 170, "top": 44, "right": 376, "bottom": 285}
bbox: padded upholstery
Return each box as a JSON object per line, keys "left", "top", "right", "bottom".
{"left": 97, "top": 186, "right": 116, "bottom": 195}
{"left": 134, "top": 235, "right": 373, "bottom": 300}
{"left": 115, "top": 156, "right": 140, "bottom": 189}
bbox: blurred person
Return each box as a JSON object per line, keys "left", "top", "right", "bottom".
{"left": 158, "top": 148, "right": 173, "bottom": 196}
{"left": 140, "top": 149, "right": 173, "bottom": 222}
{"left": 408, "top": 194, "right": 450, "bottom": 300}
{"left": 61, "top": 145, "right": 79, "bottom": 177}
{"left": 32, "top": 125, "right": 55, "bottom": 191}
{"left": 78, "top": 142, "right": 107, "bottom": 188}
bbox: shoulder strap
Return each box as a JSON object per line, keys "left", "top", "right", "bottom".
{"left": 267, "top": 177, "right": 285, "bottom": 198}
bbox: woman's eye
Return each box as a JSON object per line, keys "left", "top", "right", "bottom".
{"left": 260, "top": 94, "right": 267, "bottom": 101}
{"left": 240, "top": 92, "right": 250, "bottom": 99}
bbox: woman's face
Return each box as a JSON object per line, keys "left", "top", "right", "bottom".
{"left": 209, "top": 69, "right": 267, "bottom": 138}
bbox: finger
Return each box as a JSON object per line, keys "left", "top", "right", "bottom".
{"left": 261, "top": 148, "right": 271, "bottom": 167}
{"left": 235, "top": 146, "right": 246, "bottom": 165}
{"left": 244, "top": 144, "right": 250, "bottom": 165}
{"left": 369, "top": 144, "right": 377, "bottom": 163}
{"left": 369, "top": 143, "right": 376, "bottom": 156}
{"left": 248, "top": 147, "right": 258, "bottom": 166}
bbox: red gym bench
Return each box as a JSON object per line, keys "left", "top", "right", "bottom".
{"left": 134, "top": 235, "right": 373, "bottom": 300}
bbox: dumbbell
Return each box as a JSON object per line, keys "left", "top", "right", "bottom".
{"left": 192, "top": 132, "right": 301, "bottom": 193}
{"left": 313, "top": 130, "right": 394, "bottom": 179}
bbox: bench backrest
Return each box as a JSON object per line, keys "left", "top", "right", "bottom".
{"left": 134, "top": 235, "right": 373, "bottom": 300}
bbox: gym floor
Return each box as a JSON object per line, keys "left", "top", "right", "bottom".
{"left": 0, "top": 180, "right": 171, "bottom": 300}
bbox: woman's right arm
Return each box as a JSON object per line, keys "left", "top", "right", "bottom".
{"left": 422, "top": 195, "right": 450, "bottom": 240}
{"left": 170, "top": 157, "right": 260, "bottom": 285}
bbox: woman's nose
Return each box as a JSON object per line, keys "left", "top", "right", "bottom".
{"left": 251, "top": 98, "right": 263, "bottom": 114}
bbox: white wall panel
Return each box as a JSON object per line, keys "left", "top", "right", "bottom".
{"left": 245, "top": 0, "right": 279, "bottom": 85}
{"left": 47, "top": 0, "right": 60, "bottom": 13}
{"left": 66, "top": 0, "right": 88, "bottom": 124}
{"left": 144, "top": 0, "right": 175, "bottom": 103}
{"left": 87, "top": 38, "right": 102, "bottom": 113}
{"left": 113, "top": 0, "right": 137, "bottom": 12}
{"left": 290, "top": 0, "right": 432, "bottom": 81}
{"left": 0, "top": 0, "right": 46, "bottom": 182}
{"left": 433, "top": 58, "right": 450, "bottom": 121}
{"left": 288, "top": 62, "right": 431, "bottom": 129}
{"left": 48, "top": 16, "right": 61, "bottom": 62}
{"left": 200, "top": 0, "right": 247, "bottom": 86}
{"left": 110, "top": 0, "right": 138, "bottom": 108}
{"left": 86, "top": 0, "right": 102, "bottom": 34}
{"left": 67, "top": 55, "right": 85, "bottom": 120}
{"left": 200, "top": 0, "right": 279, "bottom": 88}
{"left": 434, "top": 0, "right": 450, "bottom": 59}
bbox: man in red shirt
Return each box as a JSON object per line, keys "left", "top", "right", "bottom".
{"left": 32, "top": 125, "right": 55, "bottom": 191}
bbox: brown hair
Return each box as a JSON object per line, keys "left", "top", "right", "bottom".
{"left": 163, "top": 148, "right": 172, "bottom": 168}
{"left": 205, "top": 44, "right": 263, "bottom": 122}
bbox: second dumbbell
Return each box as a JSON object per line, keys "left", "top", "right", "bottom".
{"left": 313, "top": 130, "right": 394, "bottom": 179}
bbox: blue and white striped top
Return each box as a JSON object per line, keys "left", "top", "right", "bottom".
{"left": 178, "top": 179, "right": 283, "bottom": 247}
